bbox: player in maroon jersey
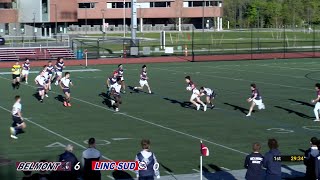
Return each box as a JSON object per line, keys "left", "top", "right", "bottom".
{"left": 185, "top": 76, "right": 207, "bottom": 111}
{"left": 116, "top": 64, "right": 126, "bottom": 93}
{"left": 246, "top": 83, "right": 265, "bottom": 117}
{"left": 134, "top": 65, "right": 152, "bottom": 94}
{"left": 311, "top": 83, "right": 320, "bottom": 121}
{"left": 21, "top": 58, "right": 30, "bottom": 84}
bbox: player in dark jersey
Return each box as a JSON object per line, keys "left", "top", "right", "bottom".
{"left": 199, "top": 87, "right": 216, "bottom": 109}
{"left": 134, "top": 65, "right": 152, "bottom": 94}
{"left": 47, "top": 61, "right": 55, "bottom": 90}
{"left": 244, "top": 142, "right": 264, "bottom": 180}
{"left": 116, "top": 64, "right": 126, "bottom": 93}
{"left": 312, "top": 83, "right": 320, "bottom": 121}
{"left": 185, "top": 76, "right": 207, "bottom": 111}
{"left": 55, "top": 57, "right": 65, "bottom": 86}
{"left": 246, "top": 83, "right": 265, "bottom": 117}
{"left": 21, "top": 58, "right": 30, "bottom": 84}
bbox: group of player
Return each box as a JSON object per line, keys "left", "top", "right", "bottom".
{"left": 9, "top": 57, "right": 73, "bottom": 139}
{"left": 105, "top": 64, "right": 152, "bottom": 112}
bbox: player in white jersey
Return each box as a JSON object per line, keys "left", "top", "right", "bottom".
{"left": 10, "top": 95, "right": 26, "bottom": 139}
{"left": 199, "top": 87, "right": 216, "bottom": 109}
{"left": 21, "top": 58, "right": 30, "bottom": 84}
{"left": 185, "top": 76, "right": 207, "bottom": 111}
{"left": 110, "top": 78, "right": 122, "bottom": 112}
{"left": 60, "top": 72, "right": 73, "bottom": 107}
{"left": 116, "top": 64, "right": 126, "bottom": 93}
{"left": 35, "top": 71, "right": 46, "bottom": 103}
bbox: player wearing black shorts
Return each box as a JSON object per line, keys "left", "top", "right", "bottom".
{"left": 11, "top": 61, "right": 22, "bottom": 89}
{"left": 110, "top": 78, "right": 122, "bottom": 112}
{"left": 10, "top": 95, "right": 26, "bottom": 139}
{"left": 59, "top": 72, "right": 73, "bottom": 107}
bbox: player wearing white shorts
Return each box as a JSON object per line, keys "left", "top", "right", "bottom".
{"left": 185, "top": 76, "right": 207, "bottom": 111}
{"left": 311, "top": 83, "right": 320, "bottom": 121}
{"left": 116, "top": 64, "right": 126, "bottom": 93}
{"left": 21, "top": 58, "right": 30, "bottom": 84}
{"left": 10, "top": 95, "right": 26, "bottom": 139}
{"left": 246, "top": 83, "right": 265, "bottom": 117}
{"left": 60, "top": 72, "right": 73, "bottom": 107}
{"left": 134, "top": 65, "right": 152, "bottom": 94}
{"left": 107, "top": 71, "right": 118, "bottom": 93}
{"left": 35, "top": 71, "right": 46, "bottom": 103}
{"left": 199, "top": 87, "right": 216, "bottom": 109}
{"left": 110, "top": 78, "right": 123, "bottom": 112}
{"left": 55, "top": 57, "right": 65, "bottom": 85}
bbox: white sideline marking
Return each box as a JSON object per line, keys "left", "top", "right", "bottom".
{"left": 107, "top": 175, "right": 115, "bottom": 180}
{"left": 0, "top": 75, "right": 248, "bottom": 156}
{"left": 0, "top": 69, "right": 100, "bottom": 75}
{"left": 0, "top": 105, "right": 112, "bottom": 161}
{"left": 256, "top": 64, "right": 320, "bottom": 71}
{"left": 154, "top": 67, "right": 312, "bottom": 92}
{"left": 192, "top": 169, "right": 200, "bottom": 172}
{"left": 221, "top": 167, "right": 231, "bottom": 171}
{"left": 165, "top": 171, "right": 174, "bottom": 175}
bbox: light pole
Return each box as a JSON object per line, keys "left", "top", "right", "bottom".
{"left": 33, "top": 12, "right": 36, "bottom": 41}
{"left": 85, "top": 7, "right": 88, "bottom": 35}
{"left": 123, "top": 0, "right": 126, "bottom": 37}
{"left": 101, "top": 9, "right": 105, "bottom": 39}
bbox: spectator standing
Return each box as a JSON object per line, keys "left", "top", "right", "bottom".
{"left": 244, "top": 142, "right": 264, "bottom": 180}
{"left": 263, "top": 138, "right": 281, "bottom": 180}
{"left": 57, "top": 144, "right": 79, "bottom": 180}
{"left": 82, "top": 138, "right": 101, "bottom": 180}
{"left": 135, "top": 139, "right": 160, "bottom": 180}
{"left": 304, "top": 137, "right": 319, "bottom": 180}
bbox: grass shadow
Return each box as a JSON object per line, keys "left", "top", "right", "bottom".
{"left": 163, "top": 97, "right": 193, "bottom": 109}
{"left": 224, "top": 103, "right": 254, "bottom": 115}
{"left": 274, "top": 106, "right": 313, "bottom": 119}
{"left": 54, "top": 95, "right": 65, "bottom": 103}
{"left": 288, "top": 99, "right": 314, "bottom": 108}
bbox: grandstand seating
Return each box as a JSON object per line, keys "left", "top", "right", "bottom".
{"left": 0, "top": 48, "right": 75, "bottom": 61}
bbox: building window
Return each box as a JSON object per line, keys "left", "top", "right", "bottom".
{"left": 110, "top": 2, "right": 131, "bottom": 8}
{"left": 0, "top": 3, "right": 13, "bottom": 9}
{"left": 192, "top": 1, "right": 203, "bottom": 7}
{"left": 5, "top": 23, "right": 9, "bottom": 35}
{"left": 150, "top": 2, "right": 170, "bottom": 7}
{"left": 185, "top": 1, "right": 221, "bottom": 7}
{"left": 78, "top": 3, "right": 96, "bottom": 9}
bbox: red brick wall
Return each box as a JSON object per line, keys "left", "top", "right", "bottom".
{"left": 0, "top": 9, "right": 17, "bottom": 23}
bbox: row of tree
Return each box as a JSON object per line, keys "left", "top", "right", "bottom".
{"left": 223, "top": 0, "right": 320, "bottom": 28}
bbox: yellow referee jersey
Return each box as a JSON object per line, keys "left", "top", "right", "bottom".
{"left": 12, "top": 65, "right": 21, "bottom": 75}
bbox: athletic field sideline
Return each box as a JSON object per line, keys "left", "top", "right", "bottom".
{"left": 1, "top": 58, "right": 319, "bottom": 179}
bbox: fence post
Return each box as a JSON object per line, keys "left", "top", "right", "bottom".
{"left": 97, "top": 39, "right": 100, "bottom": 58}
{"left": 313, "top": 24, "right": 316, "bottom": 58}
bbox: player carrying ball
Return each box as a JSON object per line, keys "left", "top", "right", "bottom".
{"left": 134, "top": 65, "right": 152, "bottom": 94}
{"left": 116, "top": 64, "right": 126, "bottom": 93}
{"left": 107, "top": 71, "right": 118, "bottom": 93}
{"left": 246, "top": 83, "right": 265, "bottom": 117}
{"left": 185, "top": 76, "right": 207, "bottom": 111}
{"left": 199, "top": 87, "right": 216, "bottom": 109}
{"left": 59, "top": 72, "right": 73, "bottom": 107}
{"left": 10, "top": 95, "right": 26, "bottom": 139}
{"left": 35, "top": 71, "right": 46, "bottom": 103}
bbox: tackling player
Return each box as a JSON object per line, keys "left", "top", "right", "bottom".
{"left": 59, "top": 72, "right": 73, "bottom": 107}
{"left": 21, "top": 58, "right": 30, "bottom": 84}
{"left": 116, "top": 64, "right": 126, "bottom": 93}
{"left": 246, "top": 83, "right": 265, "bottom": 117}
{"left": 11, "top": 60, "right": 21, "bottom": 89}
{"left": 54, "top": 57, "right": 65, "bottom": 85}
{"left": 10, "top": 95, "right": 26, "bottom": 139}
{"left": 199, "top": 87, "right": 216, "bottom": 109}
{"left": 185, "top": 76, "right": 207, "bottom": 111}
{"left": 42, "top": 65, "right": 50, "bottom": 97}
{"left": 311, "top": 83, "right": 320, "bottom": 121}
{"left": 35, "top": 71, "right": 46, "bottom": 103}
{"left": 110, "top": 78, "right": 122, "bottom": 112}
{"left": 134, "top": 65, "right": 152, "bottom": 94}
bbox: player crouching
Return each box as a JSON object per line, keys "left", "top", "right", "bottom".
{"left": 59, "top": 72, "right": 73, "bottom": 107}
{"left": 10, "top": 95, "right": 26, "bottom": 139}
{"left": 185, "top": 76, "right": 207, "bottom": 111}
{"left": 199, "top": 87, "right": 216, "bottom": 109}
{"left": 246, "top": 83, "right": 265, "bottom": 117}
{"left": 35, "top": 71, "right": 46, "bottom": 103}
{"left": 110, "top": 78, "right": 122, "bottom": 112}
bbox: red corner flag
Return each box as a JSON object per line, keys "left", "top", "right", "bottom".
{"left": 200, "top": 141, "right": 209, "bottom": 156}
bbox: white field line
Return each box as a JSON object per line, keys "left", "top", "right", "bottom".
{"left": 153, "top": 68, "right": 313, "bottom": 92}
{"left": 255, "top": 64, "right": 320, "bottom": 71}
{"left": 0, "top": 75, "right": 248, "bottom": 156}
{"left": 0, "top": 69, "right": 101, "bottom": 75}
{"left": 0, "top": 106, "right": 112, "bottom": 161}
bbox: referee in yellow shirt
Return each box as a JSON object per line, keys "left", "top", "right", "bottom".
{"left": 12, "top": 61, "right": 21, "bottom": 89}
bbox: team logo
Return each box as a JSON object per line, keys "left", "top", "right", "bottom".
{"left": 138, "top": 161, "right": 147, "bottom": 170}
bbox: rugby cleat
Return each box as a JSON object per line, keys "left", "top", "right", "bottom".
{"left": 10, "top": 135, "right": 18, "bottom": 139}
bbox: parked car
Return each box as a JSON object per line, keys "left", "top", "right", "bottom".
{"left": 0, "top": 37, "right": 5, "bottom": 45}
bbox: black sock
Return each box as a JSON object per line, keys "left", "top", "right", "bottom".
{"left": 16, "top": 82, "right": 20, "bottom": 89}
{"left": 12, "top": 83, "right": 15, "bottom": 89}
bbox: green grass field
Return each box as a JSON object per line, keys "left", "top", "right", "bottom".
{"left": 1, "top": 58, "right": 320, "bottom": 179}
